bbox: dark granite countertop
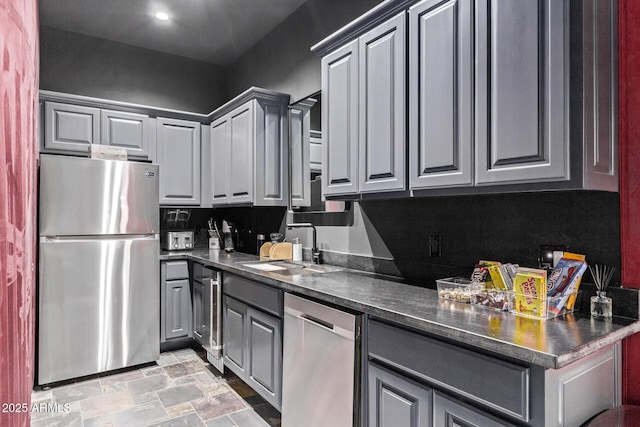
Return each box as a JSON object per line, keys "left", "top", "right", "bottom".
{"left": 160, "top": 249, "right": 640, "bottom": 369}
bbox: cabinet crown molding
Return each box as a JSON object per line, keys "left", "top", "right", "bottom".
{"left": 311, "top": 0, "right": 417, "bottom": 56}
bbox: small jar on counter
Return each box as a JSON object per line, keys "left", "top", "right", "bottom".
{"left": 256, "top": 234, "right": 265, "bottom": 255}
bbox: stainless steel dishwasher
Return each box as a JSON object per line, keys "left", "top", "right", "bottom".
{"left": 282, "top": 294, "right": 361, "bottom": 427}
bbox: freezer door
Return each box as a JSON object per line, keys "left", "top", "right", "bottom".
{"left": 38, "top": 235, "right": 160, "bottom": 385}
{"left": 39, "top": 154, "right": 159, "bottom": 236}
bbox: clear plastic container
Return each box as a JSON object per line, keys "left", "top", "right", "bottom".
{"left": 470, "top": 290, "right": 514, "bottom": 311}
{"left": 509, "top": 291, "right": 580, "bottom": 320}
{"left": 436, "top": 277, "right": 479, "bottom": 304}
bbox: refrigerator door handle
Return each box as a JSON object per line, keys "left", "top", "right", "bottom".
{"left": 41, "top": 234, "right": 158, "bottom": 242}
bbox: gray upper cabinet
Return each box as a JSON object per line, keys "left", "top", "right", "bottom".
{"left": 359, "top": 12, "right": 407, "bottom": 193}
{"left": 157, "top": 117, "right": 201, "bottom": 206}
{"left": 210, "top": 116, "right": 231, "bottom": 204}
{"left": 581, "top": 0, "right": 618, "bottom": 191}
{"left": 322, "top": 41, "right": 360, "bottom": 196}
{"left": 409, "top": 0, "right": 473, "bottom": 189}
{"left": 229, "top": 102, "right": 255, "bottom": 205}
{"left": 475, "top": 0, "right": 568, "bottom": 185}
{"left": 290, "top": 99, "right": 316, "bottom": 207}
{"left": 210, "top": 102, "right": 254, "bottom": 205}
{"left": 209, "top": 88, "right": 290, "bottom": 206}
{"left": 43, "top": 101, "right": 99, "bottom": 154}
{"left": 320, "top": 12, "right": 407, "bottom": 197}
{"left": 313, "top": 0, "right": 618, "bottom": 196}
{"left": 100, "top": 109, "right": 156, "bottom": 161}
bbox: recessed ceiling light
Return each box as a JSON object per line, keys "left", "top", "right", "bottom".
{"left": 155, "top": 11, "right": 170, "bottom": 21}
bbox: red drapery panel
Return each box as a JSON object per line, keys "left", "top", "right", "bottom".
{"left": 619, "top": 0, "right": 640, "bottom": 405}
{"left": 0, "top": 0, "right": 39, "bottom": 425}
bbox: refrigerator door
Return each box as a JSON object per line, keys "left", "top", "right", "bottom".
{"left": 39, "top": 154, "right": 159, "bottom": 236}
{"left": 38, "top": 235, "right": 160, "bottom": 385}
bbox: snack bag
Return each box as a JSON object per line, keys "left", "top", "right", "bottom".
{"left": 513, "top": 268, "right": 548, "bottom": 317}
{"left": 487, "top": 265, "right": 508, "bottom": 290}
{"left": 547, "top": 253, "right": 587, "bottom": 315}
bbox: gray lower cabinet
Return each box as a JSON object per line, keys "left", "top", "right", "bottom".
{"left": 223, "top": 296, "right": 248, "bottom": 376}
{"left": 409, "top": 0, "right": 473, "bottom": 189}
{"left": 368, "top": 363, "right": 432, "bottom": 427}
{"left": 474, "top": 0, "right": 568, "bottom": 185}
{"left": 433, "top": 392, "right": 510, "bottom": 427}
{"left": 222, "top": 274, "right": 283, "bottom": 410}
{"left": 246, "top": 307, "right": 282, "bottom": 409}
{"left": 209, "top": 88, "right": 290, "bottom": 206}
{"left": 100, "top": 109, "right": 156, "bottom": 161}
{"left": 367, "top": 318, "right": 621, "bottom": 426}
{"left": 160, "top": 261, "right": 192, "bottom": 343}
{"left": 43, "top": 101, "right": 99, "bottom": 154}
{"left": 157, "top": 117, "right": 201, "bottom": 206}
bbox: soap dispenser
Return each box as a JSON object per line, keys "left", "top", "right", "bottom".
{"left": 293, "top": 238, "right": 302, "bottom": 262}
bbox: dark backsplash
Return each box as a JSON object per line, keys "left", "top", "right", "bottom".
{"left": 161, "top": 207, "right": 287, "bottom": 254}
{"left": 357, "top": 190, "right": 621, "bottom": 287}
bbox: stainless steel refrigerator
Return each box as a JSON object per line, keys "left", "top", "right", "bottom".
{"left": 38, "top": 154, "right": 160, "bottom": 385}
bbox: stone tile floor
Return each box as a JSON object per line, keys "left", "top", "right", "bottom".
{"left": 31, "top": 347, "right": 281, "bottom": 427}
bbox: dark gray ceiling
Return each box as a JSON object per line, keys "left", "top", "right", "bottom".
{"left": 38, "top": 0, "right": 308, "bottom": 66}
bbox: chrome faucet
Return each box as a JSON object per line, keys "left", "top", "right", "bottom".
{"left": 286, "top": 223, "right": 321, "bottom": 264}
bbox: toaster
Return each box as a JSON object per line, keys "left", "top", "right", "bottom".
{"left": 161, "top": 231, "right": 194, "bottom": 251}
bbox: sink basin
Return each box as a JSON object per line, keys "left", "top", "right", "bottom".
{"left": 241, "top": 260, "right": 341, "bottom": 275}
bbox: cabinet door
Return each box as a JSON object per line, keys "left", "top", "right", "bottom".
{"left": 223, "top": 296, "right": 248, "bottom": 377}
{"left": 210, "top": 116, "right": 231, "bottom": 205}
{"left": 475, "top": 0, "right": 568, "bottom": 185}
{"left": 409, "top": 0, "right": 473, "bottom": 189}
{"left": 192, "top": 280, "right": 204, "bottom": 343}
{"left": 359, "top": 12, "right": 406, "bottom": 193}
{"left": 229, "top": 102, "right": 255, "bottom": 204}
{"left": 322, "top": 40, "right": 359, "bottom": 196}
{"left": 290, "top": 103, "right": 312, "bottom": 207}
{"left": 165, "top": 279, "right": 192, "bottom": 340}
{"left": 368, "top": 363, "right": 432, "bottom": 427}
{"left": 433, "top": 392, "right": 510, "bottom": 426}
{"left": 100, "top": 109, "right": 156, "bottom": 161}
{"left": 246, "top": 307, "right": 282, "bottom": 410}
{"left": 255, "top": 101, "right": 288, "bottom": 206}
{"left": 43, "top": 101, "right": 99, "bottom": 154}
{"left": 157, "top": 117, "right": 201, "bottom": 205}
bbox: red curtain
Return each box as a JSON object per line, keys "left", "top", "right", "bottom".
{"left": 619, "top": 0, "right": 640, "bottom": 405}
{"left": 0, "top": 1, "right": 39, "bottom": 425}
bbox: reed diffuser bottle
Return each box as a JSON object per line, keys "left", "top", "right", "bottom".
{"left": 589, "top": 264, "right": 614, "bottom": 319}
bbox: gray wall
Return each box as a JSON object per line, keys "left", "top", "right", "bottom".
{"left": 226, "top": 0, "right": 383, "bottom": 103}
{"left": 39, "top": 26, "right": 228, "bottom": 113}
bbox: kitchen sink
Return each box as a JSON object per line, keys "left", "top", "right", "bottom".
{"left": 240, "top": 260, "right": 341, "bottom": 275}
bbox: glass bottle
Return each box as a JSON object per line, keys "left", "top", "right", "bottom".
{"left": 590, "top": 291, "right": 612, "bottom": 319}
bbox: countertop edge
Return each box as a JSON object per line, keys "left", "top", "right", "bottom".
{"left": 160, "top": 252, "right": 640, "bottom": 370}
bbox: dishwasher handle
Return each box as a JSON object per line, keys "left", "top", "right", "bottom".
{"left": 285, "top": 294, "right": 356, "bottom": 341}
{"left": 300, "top": 313, "right": 334, "bottom": 331}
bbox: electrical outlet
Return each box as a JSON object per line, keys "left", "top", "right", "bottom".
{"left": 429, "top": 235, "right": 441, "bottom": 258}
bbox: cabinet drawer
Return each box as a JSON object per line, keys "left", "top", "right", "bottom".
{"left": 368, "top": 319, "right": 530, "bottom": 422}
{"left": 164, "top": 261, "right": 189, "bottom": 280}
{"left": 224, "top": 274, "right": 283, "bottom": 317}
